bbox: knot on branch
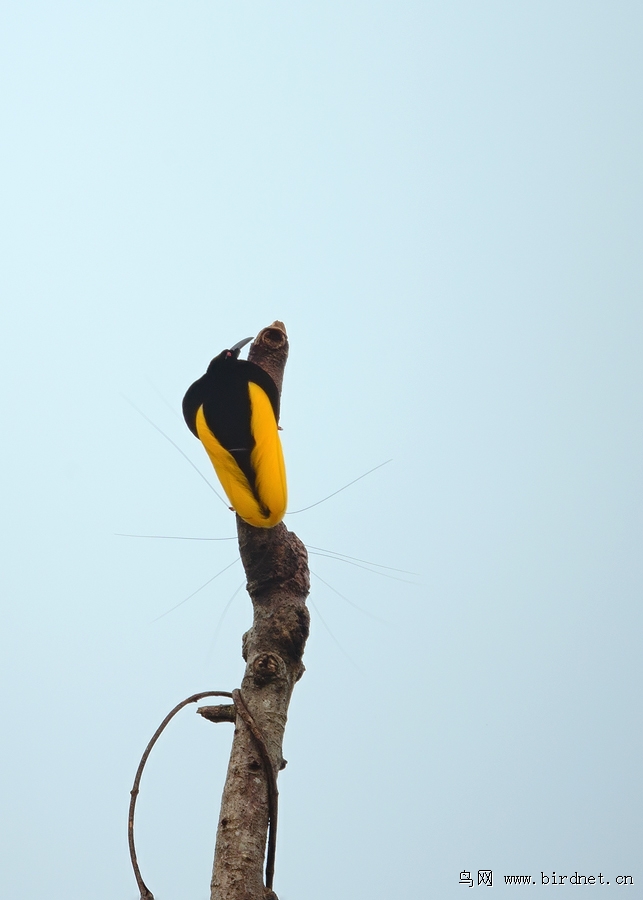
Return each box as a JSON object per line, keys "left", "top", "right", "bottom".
{"left": 252, "top": 652, "right": 286, "bottom": 686}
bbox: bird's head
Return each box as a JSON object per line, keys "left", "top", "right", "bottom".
{"left": 207, "top": 336, "right": 253, "bottom": 372}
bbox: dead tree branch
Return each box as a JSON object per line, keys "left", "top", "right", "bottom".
{"left": 209, "top": 322, "right": 310, "bottom": 900}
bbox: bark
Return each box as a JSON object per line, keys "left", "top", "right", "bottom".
{"left": 209, "top": 322, "right": 310, "bottom": 900}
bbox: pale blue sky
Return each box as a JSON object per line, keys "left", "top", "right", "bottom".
{"left": 1, "top": 3, "right": 641, "bottom": 898}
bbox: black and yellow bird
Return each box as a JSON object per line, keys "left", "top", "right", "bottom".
{"left": 182, "top": 337, "right": 287, "bottom": 528}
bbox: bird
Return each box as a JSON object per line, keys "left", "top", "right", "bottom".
{"left": 182, "top": 337, "right": 287, "bottom": 528}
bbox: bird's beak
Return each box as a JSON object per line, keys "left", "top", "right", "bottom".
{"left": 230, "top": 336, "right": 254, "bottom": 353}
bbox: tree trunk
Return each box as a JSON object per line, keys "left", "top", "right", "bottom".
{"left": 209, "top": 322, "right": 310, "bottom": 900}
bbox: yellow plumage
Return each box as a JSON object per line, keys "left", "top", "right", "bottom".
{"left": 194, "top": 383, "right": 286, "bottom": 528}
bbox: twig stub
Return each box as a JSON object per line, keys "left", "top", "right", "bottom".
{"left": 198, "top": 704, "right": 237, "bottom": 723}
